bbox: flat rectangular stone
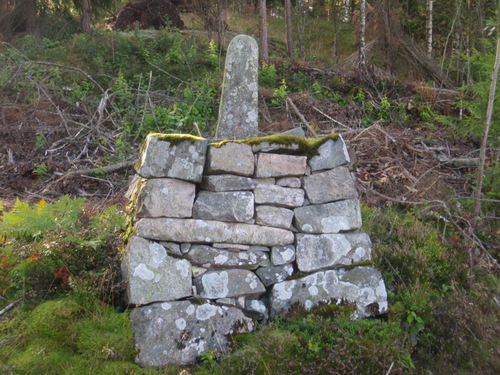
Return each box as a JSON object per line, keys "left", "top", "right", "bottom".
{"left": 255, "top": 260, "right": 294, "bottom": 287}
{"left": 254, "top": 185, "right": 305, "bottom": 208}
{"left": 256, "top": 153, "right": 307, "bottom": 177}
{"left": 309, "top": 136, "right": 350, "bottom": 172}
{"left": 276, "top": 177, "right": 301, "bottom": 188}
{"left": 136, "top": 178, "right": 196, "bottom": 218}
{"left": 194, "top": 269, "right": 266, "bottom": 299}
{"left": 193, "top": 191, "right": 254, "bottom": 223}
{"left": 302, "top": 166, "right": 358, "bottom": 204}
{"left": 135, "top": 218, "right": 295, "bottom": 246}
{"left": 255, "top": 205, "right": 294, "bottom": 229}
{"left": 186, "top": 245, "right": 268, "bottom": 269}
{"left": 206, "top": 143, "right": 255, "bottom": 176}
{"left": 271, "top": 245, "right": 296, "bottom": 266}
{"left": 201, "top": 175, "right": 254, "bottom": 191}
{"left": 294, "top": 199, "right": 362, "bottom": 233}
{"left": 136, "top": 134, "right": 208, "bottom": 182}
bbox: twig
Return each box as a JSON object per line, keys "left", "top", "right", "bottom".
{"left": 286, "top": 97, "right": 319, "bottom": 138}
{"left": 0, "top": 299, "right": 20, "bottom": 316}
{"left": 312, "top": 106, "right": 351, "bottom": 129}
{"left": 54, "top": 160, "right": 137, "bottom": 178}
{"left": 147, "top": 61, "right": 190, "bottom": 85}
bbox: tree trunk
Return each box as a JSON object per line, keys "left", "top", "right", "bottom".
{"left": 285, "top": 0, "right": 294, "bottom": 58}
{"left": 80, "top": 0, "right": 92, "bottom": 34}
{"left": 358, "top": 0, "right": 367, "bottom": 79}
{"left": 426, "top": 0, "right": 433, "bottom": 58}
{"left": 258, "top": 0, "right": 268, "bottom": 62}
{"left": 24, "top": 0, "right": 37, "bottom": 33}
{"left": 473, "top": 35, "right": 500, "bottom": 221}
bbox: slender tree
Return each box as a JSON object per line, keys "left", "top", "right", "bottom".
{"left": 285, "top": 0, "right": 294, "bottom": 58}
{"left": 259, "top": 0, "right": 269, "bottom": 61}
{"left": 426, "top": 0, "right": 433, "bottom": 58}
{"left": 358, "top": 0, "right": 367, "bottom": 79}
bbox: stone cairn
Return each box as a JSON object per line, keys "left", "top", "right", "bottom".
{"left": 122, "top": 35, "right": 388, "bottom": 368}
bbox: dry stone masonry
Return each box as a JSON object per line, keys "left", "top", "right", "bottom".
{"left": 123, "top": 133, "right": 389, "bottom": 367}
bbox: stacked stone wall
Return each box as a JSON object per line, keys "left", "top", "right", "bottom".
{"left": 123, "top": 133, "right": 388, "bottom": 367}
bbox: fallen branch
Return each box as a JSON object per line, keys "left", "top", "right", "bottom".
{"left": 54, "top": 160, "right": 137, "bottom": 178}
{"left": 311, "top": 106, "right": 351, "bottom": 130}
{"left": 0, "top": 299, "right": 20, "bottom": 316}
{"left": 286, "top": 97, "right": 319, "bottom": 138}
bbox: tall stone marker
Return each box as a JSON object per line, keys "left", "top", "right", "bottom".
{"left": 216, "top": 35, "right": 259, "bottom": 140}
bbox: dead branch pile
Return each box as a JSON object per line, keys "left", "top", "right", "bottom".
{"left": 114, "top": 0, "right": 185, "bottom": 31}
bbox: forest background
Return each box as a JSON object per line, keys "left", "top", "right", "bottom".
{"left": 0, "top": 0, "right": 499, "bottom": 374}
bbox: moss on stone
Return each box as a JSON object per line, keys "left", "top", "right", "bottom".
{"left": 210, "top": 134, "right": 340, "bottom": 159}
{"left": 147, "top": 132, "right": 206, "bottom": 145}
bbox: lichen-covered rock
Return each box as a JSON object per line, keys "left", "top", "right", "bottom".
{"left": 302, "top": 166, "right": 358, "bottom": 204}
{"left": 130, "top": 301, "right": 255, "bottom": 367}
{"left": 296, "top": 232, "right": 372, "bottom": 272}
{"left": 201, "top": 175, "right": 254, "bottom": 191}
{"left": 185, "top": 245, "right": 268, "bottom": 269}
{"left": 244, "top": 299, "right": 269, "bottom": 321}
{"left": 271, "top": 245, "right": 296, "bottom": 266}
{"left": 255, "top": 260, "right": 294, "bottom": 287}
{"left": 270, "top": 266, "right": 388, "bottom": 318}
{"left": 122, "top": 237, "right": 192, "bottom": 304}
{"left": 135, "top": 178, "right": 196, "bottom": 218}
{"left": 294, "top": 199, "right": 362, "bottom": 233}
{"left": 255, "top": 205, "right": 294, "bottom": 229}
{"left": 205, "top": 143, "right": 255, "bottom": 176}
{"left": 254, "top": 185, "right": 305, "bottom": 208}
{"left": 136, "top": 135, "right": 208, "bottom": 182}
{"left": 308, "top": 136, "right": 350, "bottom": 172}
{"left": 193, "top": 191, "right": 254, "bottom": 223}
{"left": 215, "top": 35, "right": 259, "bottom": 140}
{"left": 255, "top": 153, "right": 307, "bottom": 178}
{"left": 135, "top": 218, "right": 294, "bottom": 246}
{"left": 194, "top": 269, "right": 266, "bottom": 299}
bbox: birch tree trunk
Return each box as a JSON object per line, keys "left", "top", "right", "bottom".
{"left": 426, "top": 0, "right": 433, "bottom": 58}
{"left": 259, "top": 0, "right": 269, "bottom": 61}
{"left": 358, "top": 0, "right": 367, "bottom": 79}
{"left": 285, "top": 0, "right": 294, "bottom": 58}
{"left": 473, "top": 35, "right": 500, "bottom": 221}
{"left": 80, "top": 0, "right": 92, "bottom": 34}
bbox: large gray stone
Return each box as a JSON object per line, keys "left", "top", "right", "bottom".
{"left": 294, "top": 199, "right": 362, "bottom": 233}
{"left": 276, "top": 177, "right": 301, "bottom": 188}
{"left": 194, "top": 269, "right": 266, "bottom": 299}
{"left": 215, "top": 35, "right": 259, "bottom": 140}
{"left": 309, "top": 136, "right": 350, "bottom": 172}
{"left": 255, "top": 261, "right": 294, "bottom": 287}
{"left": 270, "top": 266, "right": 388, "bottom": 318}
{"left": 255, "top": 205, "right": 294, "bottom": 229}
{"left": 130, "top": 301, "right": 255, "bottom": 367}
{"left": 205, "top": 143, "right": 255, "bottom": 176}
{"left": 135, "top": 178, "right": 196, "bottom": 218}
{"left": 135, "top": 218, "right": 294, "bottom": 246}
{"left": 136, "top": 134, "right": 208, "bottom": 182}
{"left": 122, "top": 237, "right": 192, "bottom": 304}
{"left": 295, "top": 232, "right": 372, "bottom": 272}
{"left": 193, "top": 191, "right": 254, "bottom": 223}
{"left": 254, "top": 185, "right": 305, "bottom": 208}
{"left": 201, "top": 175, "right": 254, "bottom": 191}
{"left": 255, "top": 153, "right": 307, "bottom": 178}
{"left": 302, "top": 166, "right": 358, "bottom": 204}
{"left": 186, "top": 245, "right": 268, "bottom": 269}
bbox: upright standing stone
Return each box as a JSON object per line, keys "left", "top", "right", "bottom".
{"left": 216, "top": 35, "right": 259, "bottom": 140}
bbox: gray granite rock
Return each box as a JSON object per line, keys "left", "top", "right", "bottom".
{"left": 270, "top": 266, "right": 388, "bottom": 318}
{"left": 309, "top": 136, "right": 350, "bottom": 172}
{"left": 122, "top": 236, "right": 192, "bottom": 304}
{"left": 136, "top": 135, "right": 208, "bottom": 182}
{"left": 186, "top": 245, "right": 268, "bottom": 269}
{"left": 193, "top": 191, "right": 254, "bottom": 223}
{"left": 276, "top": 177, "right": 301, "bottom": 188}
{"left": 295, "top": 232, "right": 371, "bottom": 272}
{"left": 294, "top": 199, "right": 362, "bottom": 233}
{"left": 250, "top": 140, "right": 301, "bottom": 153}
{"left": 255, "top": 205, "right": 294, "bottom": 229}
{"left": 215, "top": 35, "right": 259, "bottom": 140}
{"left": 201, "top": 175, "right": 254, "bottom": 191}
{"left": 135, "top": 178, "right": 196, "bottom": 218}
{"left": 254, "top": 185, "right": 305, "bottom": 208}
{"left": 135, "top": 218, "right": 294, "bottom": 246}
{"left": 194, "top": 269, "right": 266, "bottom": 299}
{"left": 302, "top": 166, "right": 358, "bottom": 204}
{"left": 130, "top": 301, "right": 255, "bottom": 366}
{"left": 205, "top": 143, "right": 255, "bottom": 176}
{"left": 244, "top": 299, "right": 269, "bottom": 320}
{"left": 256, "top": 153, "right": 307, "bottom": 178}
{"left": 271, "top": 245, "right": 296, "bottom": 266}
{"left": 256, "top": 260, "right": 294, "bottom": 287}
{"left": 280, "top": 127, "right": 306, "bottom": 138}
